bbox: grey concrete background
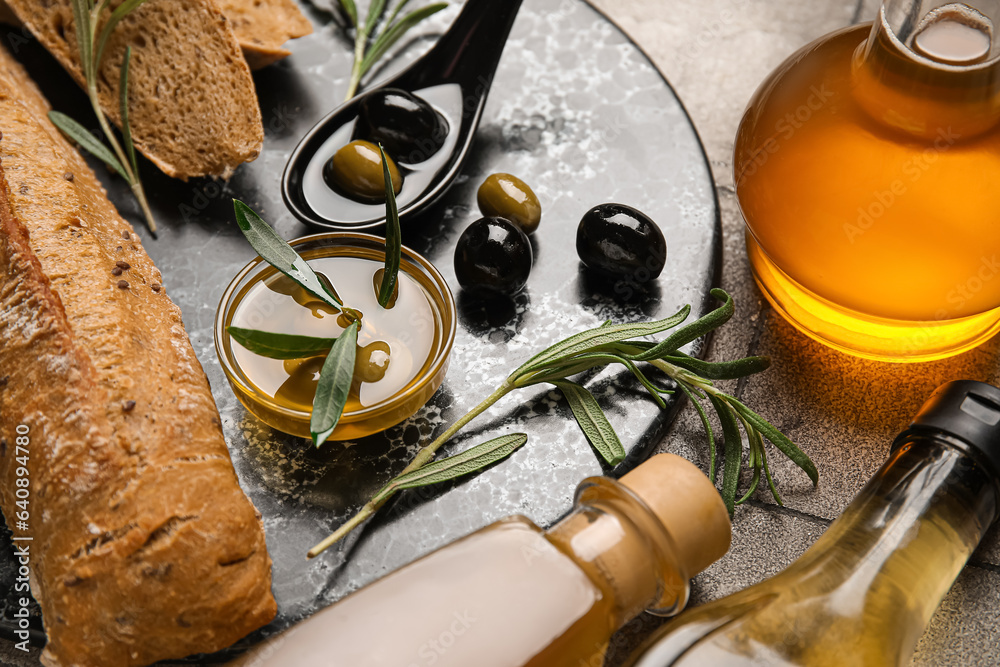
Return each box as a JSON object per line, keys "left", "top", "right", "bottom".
{"left": 587, "top": 0, "right": 1000, "bottom": 665}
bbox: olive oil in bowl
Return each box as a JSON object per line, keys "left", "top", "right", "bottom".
{"left": 215, "top": 233, "right": 456, "bottom": 440}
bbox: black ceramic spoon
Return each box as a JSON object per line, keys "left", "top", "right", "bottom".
{"left": 282, "top": 0, "right": 524, "bottom": 231}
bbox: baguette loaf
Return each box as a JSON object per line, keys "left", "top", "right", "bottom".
{"left": 0, "top": 42, "right": 276, "bottom": 667}
{"left": 4, "top": 0, "right": 264, "bottom": 180}
{"left": 216, "top": 0, "right": 313, "bottom": 69}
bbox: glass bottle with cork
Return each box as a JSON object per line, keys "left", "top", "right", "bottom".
{"left": 228, "top": 453, "right": 732, "bottom": 667}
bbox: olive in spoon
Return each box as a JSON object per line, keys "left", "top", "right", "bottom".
{"left": 282, "top": 0, "right": 524, "bottom": 231}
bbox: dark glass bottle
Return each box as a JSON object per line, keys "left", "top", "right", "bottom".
{"left": 625, "top": 380, "right": 1000, "bottom": 667}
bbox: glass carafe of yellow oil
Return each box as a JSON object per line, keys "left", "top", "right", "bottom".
{"left": 228, "top": 454, "right": 731, "bottom": 667}
{"left": 624, "top": 380, "right": 1000, "bottom": 667}
{"left": 736, "top": 0, "right": 1000, "bottom": 361}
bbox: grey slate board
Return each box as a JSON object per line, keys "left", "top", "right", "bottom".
{"left": 0, "top": 0, "right": 719, "bottom": 659}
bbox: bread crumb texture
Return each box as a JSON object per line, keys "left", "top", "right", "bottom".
{"left": 4, "top": 0, "right": 265, "bottom": 179}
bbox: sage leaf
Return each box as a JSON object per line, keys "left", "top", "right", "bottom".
{"left": 360, "top": 4, "right": 448, "bottom": 75}
{"left": 377, "top": 144, "right": 401, "bottom": 308}
{"left": 709, "top": 394, "right": 743, "bottom": 516}
{"left": 119, "top": 46, "right": 139, "bottom": 178}
{"left": 311, "top": 321, "right": 359, "bottom": 447}
{"left": 511, "top": 306, "right": 691, "bottom": 378}
{"left": 233, "top": 200, "right": 343, "bottom": 310}
{"left": 228, "top": 327, "right": 338, "bottom": 360}
{"left": 372, "top": 433, "right": 528, "bottom": 505}
{"left": 553, "top": 381, "right": 625, "bottom": 466}
{"left": 49, "top": 111, "right": 128, "bottom": 179}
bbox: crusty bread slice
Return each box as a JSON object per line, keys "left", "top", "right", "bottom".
{"left": 216, "top": 0, "right": 313, "bottom": 69}
{"left": 0, "top": 0, "right": 312, "bottom": 70}
{"left": 0, "top": 43, "right": 276, "bottom": 666}
{"left": 4, "top": 0, "right": 264, "bottom": 180}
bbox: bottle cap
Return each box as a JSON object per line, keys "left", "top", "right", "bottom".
{"left": 900, "top": 380, "right": 1000, "bottom": 482}
{"left": 620, "top": 453, "right": 731, "bottom": 577}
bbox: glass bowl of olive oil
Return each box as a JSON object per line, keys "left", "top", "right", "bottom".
{"left": 215, "top": 233, "right": 456, "bottom": 441}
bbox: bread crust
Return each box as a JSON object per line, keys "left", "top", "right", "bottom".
{"left": 216, "top": 0, "right": 313, "bottom": 70}
{"left": 0, "top": 44, "right": 276, "bottom": 667}
{"left": 3, "top": 0, "right": 265, "bottom": 180}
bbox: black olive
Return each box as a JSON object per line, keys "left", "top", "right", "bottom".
{"left": 454, "top": 217, "right": 533, "bottom": 297}
{"left": 576, "top": 204, "right": 667, "bottom": 282}
{"left": 323, "top": 140, "right": 403, "bottom": 203}
{"left": 353, "top": 88, "right": 449, "bottom": 164}
{"left": 477, "top": 173, "right": 542, "bottom": 234}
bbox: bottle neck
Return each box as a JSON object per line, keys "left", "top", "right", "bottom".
{"left": 791, "top": 435, "right": 998, "bottom": 629}
{"left": 853, "top": 0, "right": 1000, "bottom": 139}
{"left": 546, "top": 477, "right": 689, "bottom": 628}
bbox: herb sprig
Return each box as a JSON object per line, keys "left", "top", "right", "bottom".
{"left": 49, "top": 0, "right": 157, "bottom": 235}
{"left": 305, "top": 289, "right": 818, "bottom": 558}
{"left": 337, "top": 0, "right": 448, "bottom": 100}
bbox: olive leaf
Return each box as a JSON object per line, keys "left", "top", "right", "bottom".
{"left": 553, "top": 381, "right": 625, "bottom": 466}
{"left": 228, "top": 327, "right": 338, "bottom": 360}
{"left": 311, "top": 321, "right": 360, "bottom": 448}
{"left": 233, "top": 200, "right": 343, "bottom": 310}
{"left": 377, "top": 143, "right": 401, "bottom": 308}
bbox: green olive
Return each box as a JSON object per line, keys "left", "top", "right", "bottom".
{"left": 324, "top": 140, "right": 403, "bottom": 203}
{"left": 354, "top": 341, "right": 391, "bottom": 383}
{"left": 477, "top": 173, "right": 541, "bottom": 234}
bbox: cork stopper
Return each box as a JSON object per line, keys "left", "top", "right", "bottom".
{"left": 620, "top": 453, "right": 731, "bottom": 577}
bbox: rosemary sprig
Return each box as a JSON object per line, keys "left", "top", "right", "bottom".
{"left": 338, "top": 0, "right": 448, "bottom": 100}
{"left": 49, "top": 0, "right": 156, "bottom": 235}
{"left": 306, "top": 289, "right": 818, "bottom": 558}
